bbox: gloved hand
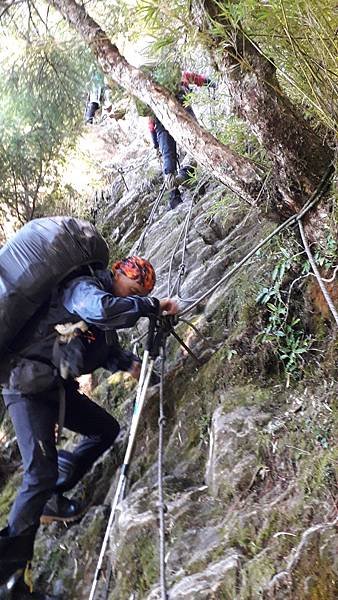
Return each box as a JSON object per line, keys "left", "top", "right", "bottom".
{"left": 155, "top": 148, "right": 161, "bottom": 160}
{"left": 164, "top": 172, "right": 177, "bottom": 190}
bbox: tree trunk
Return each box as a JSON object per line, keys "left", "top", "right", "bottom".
{"left": 201, "top": 0, "right": 334, "bottom": 217}
{"left": 48, "top": 0, "right": 264, "bottom": 206}
{"left": 48, "top": 0, "right": 333, "bottom": 222}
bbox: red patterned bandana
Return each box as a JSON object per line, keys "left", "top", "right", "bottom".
{"left": 112, "top": 256, "right": 156, "bottom": 292}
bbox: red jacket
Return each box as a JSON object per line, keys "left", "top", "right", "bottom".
{"left": 148, "top": 71, "right": 210, "bottom": 146}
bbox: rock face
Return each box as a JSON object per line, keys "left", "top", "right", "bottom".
{"left": 0, "top": 120, "right": 337, "bottom": 600}
{"left": 205, "top": 405, "right": 271, "bottom": 499}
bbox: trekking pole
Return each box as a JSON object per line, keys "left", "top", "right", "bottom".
{"left": 158, "top": 334, "right": 168, "bottom": 600}
{"left": 88, "top": 318, "right": 157, "bottom": 600}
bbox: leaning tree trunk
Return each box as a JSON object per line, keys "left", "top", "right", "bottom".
{"left": 48, "top": 0, "right": 264, "bottom": 206}
{"left": 201, "top": 0, "right": 334, "bottom": 217}
{"left": 48, "top": 0, "right": 333, "bottom": 222}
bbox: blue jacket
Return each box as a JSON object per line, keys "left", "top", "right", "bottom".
{"left": 62, "top": 269, "right": 158, "bottom": 331}
{"left": 2, "top": 269, "right": 159, "bottom": 395}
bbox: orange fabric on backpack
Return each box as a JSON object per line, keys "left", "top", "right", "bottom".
{"left": 112, "top": 256, "right": 156, "bottom": 292}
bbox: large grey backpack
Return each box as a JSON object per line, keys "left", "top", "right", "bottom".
{"left": 0, "top": 216, "right": 109, "bottom": 359}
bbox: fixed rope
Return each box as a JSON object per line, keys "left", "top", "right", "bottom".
{"left": 134, "top": 182, "right": 166, "bottom": 255}
{"left": 167, "top": 174, "right": 210, "bottom": 299}
{"left": 91, "top": 162, "right": 335, "bottom": 599}
{"left": 298, "top": 219, "right": 338, "bottom": 325}
{"left": 180, "top": 163, "right": 335, "bottom": 317}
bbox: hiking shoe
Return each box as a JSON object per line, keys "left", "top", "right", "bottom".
{"left": 168, "top": 189, "right": 183, "bottom": 210}
{"left": 0, "top": 568, "right": 23, "bottom": 600}
{"left": 40, "top": 494, "right": 85, "bottom": 525}
{"left": 0, "top": 570, "right": 60, "bottom": 600}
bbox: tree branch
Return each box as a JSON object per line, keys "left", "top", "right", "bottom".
{"left": 199, "top": 0, "right": 333, "bottom": 215}
{"left": 47, "top": 0, "right": 265, "bottom": 206}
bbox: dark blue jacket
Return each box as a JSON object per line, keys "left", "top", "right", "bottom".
{"left": 2, "top": 269, "right": 159, "bottom": 396}
{"left": 61, "top": 269, "right": 158, "bottom": 331}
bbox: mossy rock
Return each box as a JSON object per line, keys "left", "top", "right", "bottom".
{"left": 109, "top": 528, "right": 158, "bottom": 599}
{"left": 0, "top": 471, "right": 21, "bottom": 528}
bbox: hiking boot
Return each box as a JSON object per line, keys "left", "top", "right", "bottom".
{"left": 0, "top": 568, "right": 61, "bottom": 599}
{"left": 0, "top": 527, "right": 33, "bottom": 582}
{"left": 0, "top": 566, "right": 23, "bottom": 600}
{"left": 55, "top": 450, "right": 81, "bottom": 493}
{"left": 175, "top": 162, "right": 197, "bottom": 187}
{"left": 0, "top": 529, "right": 60, "bottom": 599}
{"left": 40, "top": 494, "right": 85, "bottom": 525}
{"left": 168, "top": 189, "right": 183, "bottom": 210}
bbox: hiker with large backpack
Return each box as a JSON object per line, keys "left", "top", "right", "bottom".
{"left": 147, "top": 67, "right": 216, "bottom": 209}
{"left": 0, "top": 217, "right": 178, "bottom": 599}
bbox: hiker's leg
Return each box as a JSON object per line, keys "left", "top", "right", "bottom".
{"left": 85, "top": 101, "right": 99, "bottom": 124}
{"left": 6, "top": 393, "right": 58, "bottom": 536}
{"left": 55, "top": 380, "right": 120, "bottom": 493}
{"left": 155, "top": 118, "right": 177, "bottom": 176}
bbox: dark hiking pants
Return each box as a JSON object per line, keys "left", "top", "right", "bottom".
{"left": 4, "top": 381, "right": 120, "bottom": 536}
{"left": 85, "top": 101, "right": 99, "bottom": 123}
{"left": 154, "top": 105, "right": 196, "bottom": 176}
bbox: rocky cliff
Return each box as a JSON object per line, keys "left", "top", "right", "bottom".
{"left": 0, "top": 117, "right": 337, "bottom": 600}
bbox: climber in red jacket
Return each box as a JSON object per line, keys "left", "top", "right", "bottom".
{"left": 149, "top": 71, "right": 216, "bottom": 209}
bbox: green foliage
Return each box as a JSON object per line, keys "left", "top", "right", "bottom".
{"left": 135, "top": 0, "right": 190, "bottom": 50}
{"left": 311, "top": 231, "right": 337, "bottom": 273}
{"left": 134, "top": 96, "right": 154, "bottom": 117}
{"left": 137, "top": 0, "right": 336, "bottom": 135}
{"left": 135, "top": 58, "right": 184, "bottom": 115}
{"left": 0, "top": 23, "right": 94, "bottom": 225}
{"left": 213, "top": 0, "right": 337, "bottom": 131}
{"left": 215, "top": 116, "right": 268, "bottom": 166}
{"left": 207, "top": 192, "right": 242, "bottom": 220}
{"left": 256, "top": 238, "right": 313, "bottom": 380}
{"left": 151, "top": 61, "right": 182, "bottom": 93}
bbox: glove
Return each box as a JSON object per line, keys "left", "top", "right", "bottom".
{"left": 164, "top": 172, "right": 177, "bottom": 190}
{"left": 155, "top": 148, "right": 162, "bottom": 160}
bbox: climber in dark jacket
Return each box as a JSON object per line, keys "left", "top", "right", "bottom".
{"left": 0, "top": 256, "right": 178, "bottom": 600}
{"left": 149, "top": 71, "right": 216, "bottom": 209}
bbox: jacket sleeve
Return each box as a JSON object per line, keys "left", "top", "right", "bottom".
{"left": 181, "top": 71, "right": 209, "bottom": 87}
{"left": 61, "top": 277, "right": 160, "bottom": 331}
{"left": 148, "top": 117, "right": 159, "bottom": 149}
